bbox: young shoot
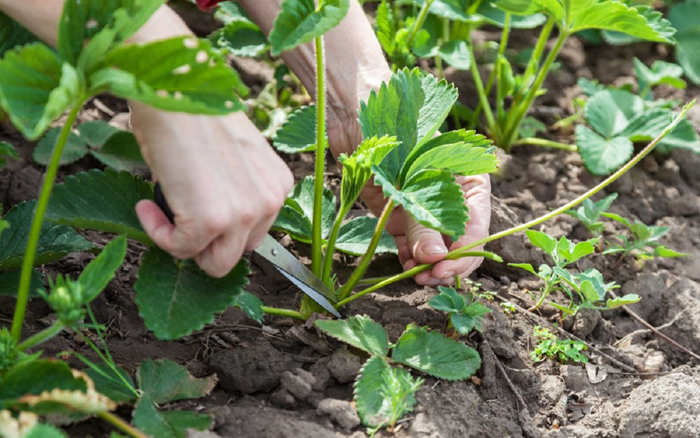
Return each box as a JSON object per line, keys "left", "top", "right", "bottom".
{"left": 602, "top": 212, "right": 688, "bottom": 261}
{"left": 531, "top": 326, "right": 588, "bottom": 364}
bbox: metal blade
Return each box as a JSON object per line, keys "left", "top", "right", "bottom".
{"left": 256, "top": 235, "right": 341, "bottom": 318}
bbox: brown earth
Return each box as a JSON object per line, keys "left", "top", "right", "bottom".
{"left": 1, "top": 14, "right": 700, "bottom": 438}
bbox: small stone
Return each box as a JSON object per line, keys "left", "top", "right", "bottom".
{"left": 539, "top": 375, "right": 566, "bottom": 405}
{"left": 270, "top": 388, "right": 296, "bottom": 408}
{"left": 280, "top": 370, "right": 313, "bottom": 401}
{"left": 571, "top": 309, "right": 601, "bottom": 339}
{"left": 317, "top": 398, "right": 361, "bottom": 430}
{"left": 668, "top": 192, "right": 700, "bottom": 216}
{"left": 309, "top": 357, "right": 332, "bottom": 391}
{"left": 639, "top": 350, "right": 665, "bottom": 376}
{"left": 656, "top": 159, "right": 681, "bottom": 185}
{"left": 528, "top": 162, "right": 557, "bottom": 184}
{"left": 327, "top": 348, "right": 363, "bottom": 383}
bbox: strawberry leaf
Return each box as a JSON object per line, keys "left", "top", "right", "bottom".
{"left": 137, "top": 359, "right": 217, "bottom": 404}
{"left": 0, "top": 11, "right": 38, "bottom": 57}
{"left": 315, "top": 315, "right": 389, "bottom": 356}
{"left": 133, "top": 394, "right": 210, "bottom": 438}
{"left": 336, "top": 217, "right": 397, "bottom": 256}
{"left": 78, "top": 235, "right": 127, "bottom": 304}
{"left": 273, "top": 176, "right": 336, "bottom": 242}
{"left": 670, "top": 2, "right": 700, "bottom": 85}
{"left": 273, "top": 105, "right": 318, "bottom": 153}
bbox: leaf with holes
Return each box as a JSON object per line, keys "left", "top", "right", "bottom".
{"left": 269, "top": 0, "right": 350, "bottom": 55}
{"left": 0, "top": 201, "right": 92, "bottom": 271}
{"left": 391, "top": 324, "right": 481, "bottom": 380}
{"left": 315, "top": 315, "right": 389, "bottom": 356}
{"left": 134, "top": 247, "right": 254, "bottom": 340}
{"left": 47, "top": 169, "right": 154, "bottom": 244}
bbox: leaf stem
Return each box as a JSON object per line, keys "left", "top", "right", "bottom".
{"left": 467, "top": 33, "right": 496, "bottom": 132}
{"left": 337, "top": 200, "right": 394, "bottom": 301}
{"left": 321, "top": 205, "right": 350, "bottom": 286}
{"left": 11, "top": 101, "right": 84, "bottom": 341}
{"left": 261, "top": 305, "right": 306, "bottom": 320}
{"left": 98, "top": 411, "right": 148, "bottom": 438}
{"left": 334, "top": 102, "right": 695, "bottom": 307}
{"left": 511, "top": 137, "right": 577, "bottom": 152}
{"left": 16, "top": 321, "right": 65, "bottom": 351}
{"left": 472, "top": 15, "right": 511, "bottom": 125}
{"left": 405, "top": 0, "right": 434, "bottom": 48}
{"left": 311, "top": 35, "right": 326, "bottom": 278}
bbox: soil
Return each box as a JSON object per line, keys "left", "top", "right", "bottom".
{"left": 2, "top": 12, "right": 700, "bottom": 438}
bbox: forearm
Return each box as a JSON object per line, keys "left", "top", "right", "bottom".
{"left": 238, "top": 0, "right": 391, "bottom": 115}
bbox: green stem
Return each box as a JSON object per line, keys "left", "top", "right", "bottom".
{"left": 11, "top": 101, "right": 84, "bottom": 341}
{"left": 467, "top": 33, "right": 496, "bottom": 131}
{"left": 16, "top": 321, "right": 65, "bottom": 351}
{"left": 321, "top": 205, "right": 350, "bottom": 286}
{"left": 311, "top": 35, "right": 326, "bottom": 277}
{"left": 511, "top": 137, "right": 578, "bottom": 152}
{"left": 502, "top": 27, "right": 569, "bottom": 149}
{"left": 98, "top": 412, "right": 148, "bottom": 438}
{"left": 337, "top": 200, "right": 395, "bottom": 301}
{"left": 261, "top": 306, "right": 306, "bottom": 320}
{"left": 475, "top": 12, "right": 511, "bottom": 125}
{"left": 334, "top": 102, "right": 694, "bottom": 308}
{"left": 405, "top": 0, "right": 434, "bottom": 48}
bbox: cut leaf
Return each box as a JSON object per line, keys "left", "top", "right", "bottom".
{"left": 273, "top": 105, "right": 317, "bottom": 153}
{"left": 391, "top": 324, "right": 481, "bottom": 380}
{"left": 375, "top": 168, "right": 468, "bottom": 239}
{"left": 78, "top": 235, "right": 127, "bottom": 304}
{"left": 138, "top": 359, "right": 217, "bottom": 404}
{"left": 316, "top": 315, "right": 389, "bottom": 356}
{"left": 91, "top": 36, "right": 247, "bottom": 114}
{"left": 46, "top": 169, "right": 154, "bottom": 244}
{"left": 134, "top": 247, "right": 253, "bottom": 340}
{"left": 269, "top": 0, "right": 350, "bottom": 55}
{"left": 0, "top": 43, "right": 81, "bottom": 140}
{"left": 576, "top": 125, "right": 633, "bottom": 176}
{"left": 0, "top": 201, "right": 93, "bottom": 270}
{"left": 354, "top": 356, "right": 421, "bottom": 429}
{"left": 133, "top": 395, "right": 210, "bottom": 438}
{"left": 335, "top": 217, "right": 397, "bottom": 256}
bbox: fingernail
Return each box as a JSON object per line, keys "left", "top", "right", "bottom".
{"left": 438, "top": 270, "right": 455, "bottom": 279}
{"left": 422, "top": 243, "right": 447, "bottom": 255}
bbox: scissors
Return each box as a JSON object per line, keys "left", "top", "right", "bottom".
{"left": 154, "top": 183, "right": 341, "bottom": 318}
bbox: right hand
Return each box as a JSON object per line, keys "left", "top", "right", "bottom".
{"left": 131, "top": 104, "right": 294, "bottom": 278}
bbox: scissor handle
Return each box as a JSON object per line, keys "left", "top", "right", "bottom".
{"left": 154, "top": 182, "right": 176, "bottom": 224}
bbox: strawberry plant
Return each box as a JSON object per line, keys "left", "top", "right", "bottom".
{"left": 564, "top": 193, "right": 618, "bottom": 238}
{"left": 530, "top": 326, "right": 588, "bottom": 364}
{"left": 428, "top": 285, "right": 491, "bottom": 335}
{"left": 601, "top": 212, "right": 688, "bottom": 261}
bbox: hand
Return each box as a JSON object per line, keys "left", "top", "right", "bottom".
{"left": 327, "top": 101, "right": 492, "bottom": 287}
{"left": 131, "top": 104, "right": 294, "bottom": 277}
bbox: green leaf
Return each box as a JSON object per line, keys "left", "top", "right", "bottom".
{"left": 0, "top": 11, "right": 38, "bottom": 57}
{"left": 84, "top": 363, "right": 136, "bottom": 403}
{"left": 508, "top": 262, "right": 537, "bottom": 276}
{"left": 477, "top": 2, "right": 547, "bottom": 29}
{"left": 23, "top": 424, "right": 69, "bottom": 438}
{"left": 91, "top": 131, "right": 146, "bottom": 170}
{"left": 567, "top": 3, "right": 674, "bottom": 43}
{"left": 273, "top": 105, "right": 318, "bottom": 153}
{"left": 210, "top": 20, "right": 268, "bottom": 57}
{"left": 335, "top": 217, "right": 397, "bottom": 256}
{"left": 134, "top": 247, "right": 252, "bottom": 340}
{"left": 606, "top": 294, "right": 640, "bottom": 309}
{"left": 0, "top": 360, "right": 87, "bottom": 407}
{"left": 438, "top": 40, "right": 471, "bottom": 70}
{"left": 138, "top": 359, "right": 217, "bottom": 404}
{"left": 79, "top": 120, "right": 120, "bottom": 148}
{"left": 415, "top": 0, "right": 470, "bottom": 21}
{"left": 33, "top": 127, "right": 89, "bottom": 166}
{"left": 654, "top": 245, "right": 688, "bottom": 258}
{"left": 428, "top": 286, "right": 466, "bottom": 313}
{"left": 0, "top": 269, "right": 44, "bottom": 297}
{"left": 391, "top": 325, "right": 481, "bottom": 380}
{"left": 0, "top": 43, "right": 82, "bottom": 140}
{"left": 268, "top": 0, "right": 350, "bottom": 55}
{"left": 57, "top": 0, "right": 165, "bottom": 66}
{"left": 586, "top": 89, "right": 644, "bottom": 138}
{"left": 91, "top": 37, "right": 247, "bottom": 114}
{"left": 359, "top": 68, "right": 458, "bottom": 182}
{"left": 0, "top": 201, "right": 93, "bottom": 270}
{"left": 404, "top": 143, "right": 498, "bottom": 183}
{"left": 670, "top": 2, "right": 700, "bottom": 85}
{"left": 78, "top": 235, "right": 127, "bottom": 304}
{"left": 315, "top": 315, "right": 389, "bottom": 356}
{"left": 133, "top": 395, "right": 210, "bottom": 438}
{"left": 338, "top": 136, "right": 400, "bottom": 210}
{"left": 47, "top": 169, "right": 154, "bottom": 243}
{"left": 576, "top": 125, "right": 633, "bottom": 176}
{"left": 354, "top": 356, "right": 421, "bottom": 429}
{"left": 0, "top": 141, "right": 20, "bottom": 170}
{"left": 525, "top": 230, "right": 556, "bottom": 255}
{"left": 273, "top": 176, "right": 336, "bottom": 242}
{"left": 376, "top": 0, "right": 396, "bottom": 56}
{"left": 601, "top": 212, "right": 632, "bottom": 229}
{"left": 634, "top": 58, "right": 686, "bottom": 98}
{"left": 375, "top": 168, "right": 468, "bottom": 239}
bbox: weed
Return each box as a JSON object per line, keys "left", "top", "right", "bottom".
{"left": 531, "top": 326, "right": 588, "bottom": 364}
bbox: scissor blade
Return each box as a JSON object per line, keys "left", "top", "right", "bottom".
{"left": 256, "top": 235, "right": 341, "bottom": 318}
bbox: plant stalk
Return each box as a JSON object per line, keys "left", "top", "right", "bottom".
{"left": 11, "top": 101, "right": 84, "bottom": 341}
{"left": 405, "top": 0, "right": 434, "bottom": 48}
{"left": 16, "top": 321, "right": 65, "bottom": 352}
{"left": 311, "top": 35, "right": 327, "bottom": 278}
{"left": 321, "top": 205, "right": 350, "bottom": 286}
{"left": 512, "top": 137, "right": 577, "bottom": 152}
{"left": 467, "top": 33, "right": 496, "bottom": 131}
{"left": 337, "top": 200, "right": 395, "bottom": 301}
{"left": 261, "top": 305, "right": 306, "bottom": 320}
{"left": 334, "top": 102, "right": 695, "bottom": 307}
{"left": 98, "top": 412, "right": 148, "bottom": 438}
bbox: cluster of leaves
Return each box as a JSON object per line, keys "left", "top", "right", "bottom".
{"left": 530, "top": 326, "right": 588, "bottom": 364}
{"left": 576, "top": 58, "right": 700, "bottom": 175}
{"left": 510, "top": 230, "right": 640, "bottom": 317}
{"left": 316, "top": 315, "right": 481, "bottom": 433}
{"left": 428, "top": 286, "right": 491, "bottom": 335}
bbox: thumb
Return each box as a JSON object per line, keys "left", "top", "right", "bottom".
{"left": 403, "top": 210, "right": 448, "bottom": 265}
